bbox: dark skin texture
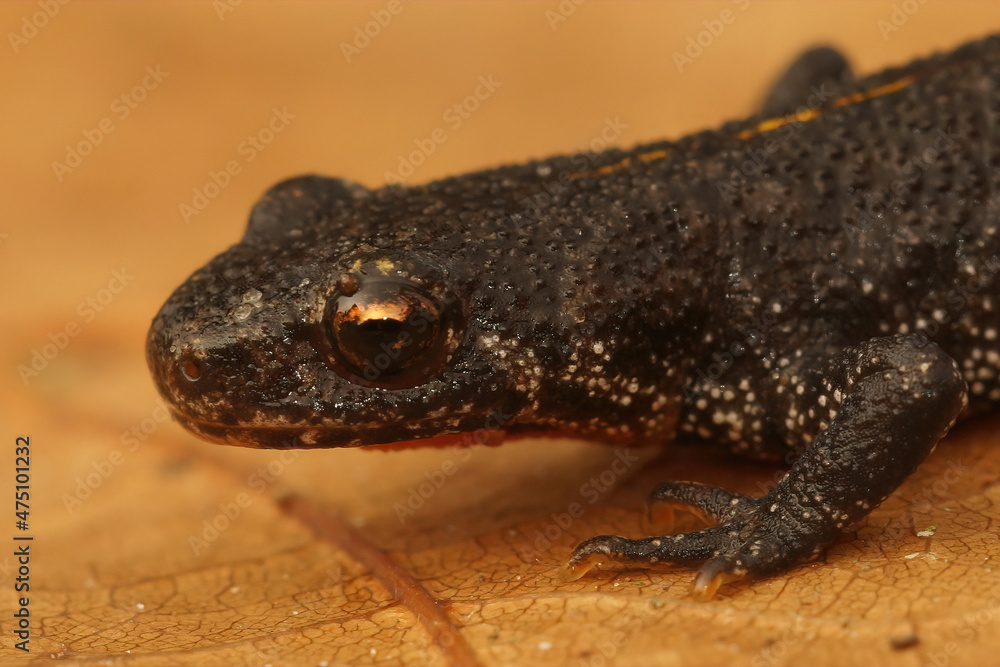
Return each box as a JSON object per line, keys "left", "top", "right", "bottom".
{"left": 148, "top": 35, "right": 1000, "bottom": 599}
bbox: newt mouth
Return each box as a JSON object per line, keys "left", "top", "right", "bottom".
{"left": 168, "top": 409, "right": 509, "bottom": 450}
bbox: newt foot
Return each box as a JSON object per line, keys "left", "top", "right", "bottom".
{"left": 561, "top": 481, "right": 826, "bottom": 601}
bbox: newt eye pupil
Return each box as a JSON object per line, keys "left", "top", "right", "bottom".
{"left": 326, "top": 278, "right": 447, "bottom": 388}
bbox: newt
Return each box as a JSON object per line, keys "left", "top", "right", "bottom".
{"left": 148, "top": 35, "right": 1000, "bottom": 599}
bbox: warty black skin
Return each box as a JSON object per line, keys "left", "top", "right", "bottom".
{"left": 148, "top": 35, "right": 1000, "bottom": 598}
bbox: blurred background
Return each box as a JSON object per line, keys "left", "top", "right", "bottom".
{"left": 8, "top": 1, "right": 1000, "bottom": 331}
{"left": 3, "top": 2, "right": 1000, "bottom": 663}
{"left": 8, "top": 1, "right": 1000, "bottom": 353}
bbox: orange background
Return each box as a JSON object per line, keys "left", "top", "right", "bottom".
{"left": 7, "top": 2, "right": 1000, "bottom": 328}
{"left": 4, "top": 2, "right": 1000, "bottom": 665}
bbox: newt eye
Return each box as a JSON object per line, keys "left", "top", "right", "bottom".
{"left": 324, "top": 277, "right": 451, "bottom": 388}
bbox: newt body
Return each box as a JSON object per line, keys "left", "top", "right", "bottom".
{"left": 148, "top": 36, "right": 1000, "bottom": 598}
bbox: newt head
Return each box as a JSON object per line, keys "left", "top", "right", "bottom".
{"left": 147, "top": 175, "right": 522, "bottom": 450}
{"left": 149, "top": 144, "right": 690, "bottom": 451}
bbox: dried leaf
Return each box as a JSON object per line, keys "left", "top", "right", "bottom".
{"left": 2, "top": 329, "right": 998, "bottom": 666}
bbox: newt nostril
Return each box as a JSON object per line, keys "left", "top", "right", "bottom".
{"left": 180, "top": 355, "right": 203, "bottom": 382}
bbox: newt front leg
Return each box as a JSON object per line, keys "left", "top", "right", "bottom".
{"left": 562, "top": 334, "right": 967, "bottom": 599}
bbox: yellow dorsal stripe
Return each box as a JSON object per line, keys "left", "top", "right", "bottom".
{"left": 568, "top": 74, "right": 916, "bottom": 181}
{"left": 737, "top": 75, "right": 915, "bottom": 140}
